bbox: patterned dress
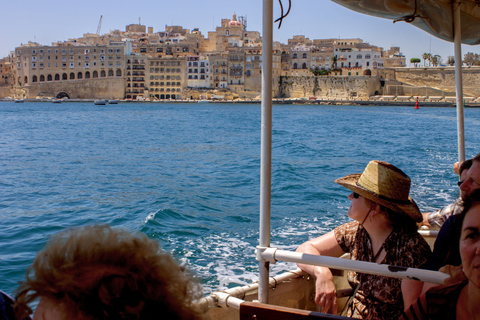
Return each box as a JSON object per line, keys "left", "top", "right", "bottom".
{"left": 334, "top": 221, "right": 431, "bottom": 320}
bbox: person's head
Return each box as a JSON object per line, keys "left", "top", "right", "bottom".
{"left": 335, "top": 160, "right": 421, "bottom": 231}
{"left": 457, "top": 190, "right": 480, "bottom": 288}
{"left": 460, "top": 153, "right": 480, "bottom": 199}
{"left": 459, "top": 159, "right": 473, "bottom": 198}
{"left": 14, "top": 225, "right": 202, "bottom": 320}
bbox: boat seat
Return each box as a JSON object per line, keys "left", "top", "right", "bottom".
{"left": 239, "top": 301, "right": 353, "bottom": 320}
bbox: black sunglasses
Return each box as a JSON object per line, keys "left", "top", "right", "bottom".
{"left": 353, "top": 192, "right": 360, "bottom": 199}
{"left": 457, "top": 180, "right": 465, "bottom": 187}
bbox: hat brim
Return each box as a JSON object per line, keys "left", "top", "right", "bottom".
{"left": 335, "top": 173, "right": 422, "bottom": 222}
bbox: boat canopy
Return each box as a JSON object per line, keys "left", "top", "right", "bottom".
{"left": 331, "top": 0, "right": 480, "bottom": 45}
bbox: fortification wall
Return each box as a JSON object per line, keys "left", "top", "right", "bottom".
{"left": 18, "top": 78, "right": 126, "bottom": 99}
{"left": 381, "top": 67, "right": 480, "bottom": 97}
{"left": 275, "top": 75, "right": 381, "bottom": 99}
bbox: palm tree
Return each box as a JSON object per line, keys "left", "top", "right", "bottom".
{"left": 422, "top": 53, "right": 432, "bottom": 67}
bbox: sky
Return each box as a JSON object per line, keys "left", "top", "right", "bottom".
{"left": 3, "top": 0, "right": 480, "bottom": 66}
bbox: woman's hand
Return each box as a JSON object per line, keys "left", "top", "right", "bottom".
{"left": 439, "top": 264, "right": 466, "bottom": 285}
{"left": 313, "top": 266, "right": 338, "bottom": 314}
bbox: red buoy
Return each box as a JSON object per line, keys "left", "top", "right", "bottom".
{"left": 414, "top": 97, "right": 420, "bottom": 109}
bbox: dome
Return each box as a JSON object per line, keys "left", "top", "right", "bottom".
{"left": 228, "top": 13, "right": 242, "bottom": 26}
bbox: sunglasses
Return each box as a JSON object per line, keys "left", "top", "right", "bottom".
{"left": 457, "top": 180, "right": 464, "bottom": 187}
{"left": 353, "top": 192, "right": 360, "bottom": 199}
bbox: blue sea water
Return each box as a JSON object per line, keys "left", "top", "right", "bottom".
{"left": 1, "top": 102, "right": 479, "bottom": 297}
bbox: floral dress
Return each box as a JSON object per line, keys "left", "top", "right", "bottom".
{"left": 334, "top": 221, "right": 431, "bottom": 319}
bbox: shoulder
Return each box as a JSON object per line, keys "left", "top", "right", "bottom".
{"left": 334, "top": 221, "right": 360, "bottom": 237}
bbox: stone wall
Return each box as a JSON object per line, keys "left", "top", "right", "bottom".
{"left": 275, "top": 75, "right": 381, "bottom": 99}
{"left": 380, "top": 67, "right": 480, "bottom": 98}
{"left": 15, "top": 78, "right": 126, "bottom": 99}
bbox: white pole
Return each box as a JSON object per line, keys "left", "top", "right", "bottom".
{"left": 258, "top": 0, "right": 273, "bottom": 304}
{"left": 263, "top": 249, "right": 449, "bottom": 284}
{"left": 453, "top": 1, "right": 465, "bottom": 163}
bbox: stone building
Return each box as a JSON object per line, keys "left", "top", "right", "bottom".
{"left": 186, "top": 55, "right": 209, "bottom": 89}
{"left": 146, "top": 56, "right": 187, "bottom": 100}
{"left": 14, "top": 41, "right": 130, "bottom": 99}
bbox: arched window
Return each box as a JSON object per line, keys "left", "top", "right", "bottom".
{"left": 85, "top": 71, "right": 91, "bottom": 79}
{"left": 55, "top": 74, "right": 60, "bottom": 81}
{"left": 62, "top": 73, "right": 68, "bottom": 80}
{"left": 100, "top": 70, "right": 106, "bottom": 77}
{"left": 293, "top": 53, "right": 297, "bottom": 59}
{"left": 40, "top": 75, "right": 45, "bottom": 82}
{"left": 32, "top": 75, "right": 37, "bottom": 83}
{"left": 302, "top": 53, "right": 307, "bottom": 59}
{"left": 357, "top": 54, "right": 362, "bottom": 59}
{"left": 47, "top": 74, "right": 53, "bottom": 81}
{"left": 93, "top": 71, "right": 98, "bottom": 78}
{"left": 108, "top": 69, "right": 114, "bottom": 77}
{"left": 70, "top": 72, "right": 75, "bottom": 80}
{"left": 365, "top": 54, "right": 371, "bottom": 59}
{"left": 116, "top": 69, "right": 122, "bottom": 77}
{"left": 77, "top": 72, "right": 83, "bottom": 79}
{"left": 302, "top": 62, "right": 307, "bottom": 69}
{"left": 293, "top": 62, "right": 298, "bottom": 69}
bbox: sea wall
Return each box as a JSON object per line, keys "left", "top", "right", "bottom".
{"left": 380, "top": 66, "right": 480, "bottom": 97}
{"left": 275, "top": 75, "right": 381, "bottom": 99}
{"left": 18, "top": 78, "right": 126, "bottom": 99}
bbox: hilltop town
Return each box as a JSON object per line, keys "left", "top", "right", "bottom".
{"left": 1, "top": 14, "right": 480, "bottom": 102}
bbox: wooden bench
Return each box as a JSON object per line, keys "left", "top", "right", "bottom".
{"left": 240, "top": 301, "right": 354, "bottom": 320}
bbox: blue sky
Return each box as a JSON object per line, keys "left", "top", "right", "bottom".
{"left": 3, "top": 0, "right": 480, "bottom": 65}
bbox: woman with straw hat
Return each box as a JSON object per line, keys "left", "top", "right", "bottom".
{"left": 296, "top": 160, "right": 431, "bottom": 319}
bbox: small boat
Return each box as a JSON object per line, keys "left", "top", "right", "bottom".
{"left": 52, "top": 99, "right": 62, "bottom": 104}
{"left": 94, "top": 99, "right": 107, "bottom": 105}
{"left": 14, "top": 99, "right": 24, "bottom": 103}
{"left": 198, "top": 99, "right": 211, "bottom": 103}
{"left": 108, "top": 100, "right": 119, "bottom": 104}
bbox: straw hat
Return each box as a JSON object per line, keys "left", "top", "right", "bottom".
{"left": 334, "top": 160, "right": 422, "bottom": 222}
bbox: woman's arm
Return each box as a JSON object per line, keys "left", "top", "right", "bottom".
{"left": 296, "top": 230, "right": 345, "bottom": 313}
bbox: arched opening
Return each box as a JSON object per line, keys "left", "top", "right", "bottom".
{"left": 32, "top": 75, "right": 38, "bottom": 83}
{"left": 160, "top": 94, "right": 165, "bottom": 99}
{"left": 24, "top": 76, "right": 28, "bottom": 84}
{"left": 47, "top": 74, "right": 52, "bottom": 81}
{"left": 56, "top": 92, "right": 70, "bottom": 99}
{"left": 100, "top": 70, "right": 106, "bottom": 77}
{"left": 293, "top": 63, "right": 298, "bottom": 69}
{"left": 85, "top": 71, "right": 91, "bottom": 79}
{"left": 93, "top": 71, "right": 98, "bottom": 78}
{"left": 363, "top": 69, "right": 372, "bottom": 76}
{"left": 116, "top": 69, "right": 122, "bottom": 77}
{"left": 40, "top": 75, "right": 45, "bottom": 82}
{"left": 108, "top": 69, "right": 114, "bottom": 77}
{"left": 171, "top": 94, "right": 176, "bottom": 100}
{"left": 77, "top": 72, "right": 83, "bottom": 79}
{"left": 70, "top": 72, "right": 75, "bottom": 80}
{"left": 166, "top": 94, "right": 171, "bottom": 99}
{"left": 62, "top": 73, "right": 68, "bottom": 80}
{"left": 55, "top": 74, "right": 60, "bottom": 81}
{"left": 302, "top": 63, "right": 307, "bottom": 69}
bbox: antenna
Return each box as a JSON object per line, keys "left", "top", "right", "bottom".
{"left": 139, "top": 17, "right": 141, "bottom": 25}
{"left": 96, "top": 15, "right": 103, "bottom": 35}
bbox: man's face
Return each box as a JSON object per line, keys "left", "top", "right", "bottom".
{"left": 460, "top": 160, "right": 480, "bottom": 199}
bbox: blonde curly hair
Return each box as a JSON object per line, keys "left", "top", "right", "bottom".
{"left": 14, "top": 225, "right": 202, "bottom": 320}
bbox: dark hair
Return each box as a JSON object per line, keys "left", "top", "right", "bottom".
{"left": 459, "top": 159, "right": 473, "bottom": 175}
{"left": 441, "top": 189, "right": 480, "bottom": 267}
{"left": 380, "top": 204, "right": 418, "bottom": 233}
{"left": 14, "top": 225, "right": 202, "bottom": 320}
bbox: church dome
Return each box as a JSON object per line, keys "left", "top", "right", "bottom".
{"left": 228, "top": 13, "right": 242, "bottom": 26}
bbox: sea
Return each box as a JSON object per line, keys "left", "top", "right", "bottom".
{"left": 1, "top": 101, "right": 479, "bottom": 299}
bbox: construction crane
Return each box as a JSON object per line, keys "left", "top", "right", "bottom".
{"left": 96, "top": 15, "right": 103, "bottom": 35}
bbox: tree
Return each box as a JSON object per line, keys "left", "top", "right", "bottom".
{"left": 463, "top": 52, "right": 480, "bottom": 66}
{"left": 410, "top": 58, "right": 421, "bottom": 67}
{"left": 422, "top": 53, "right": 432, "bottom": 67}
{"left": 431, "top": 55, "right": 442, "bottom": 67}
{"left": 332, "top": 55, "right": 338, "bottom": 69}
{"left": 447, "top": 56, "right": 455, "bottom": 66}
